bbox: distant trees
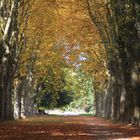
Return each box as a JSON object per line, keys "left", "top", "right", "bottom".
{"left": 38, "top": 68, "right": 94, "bottom": 113}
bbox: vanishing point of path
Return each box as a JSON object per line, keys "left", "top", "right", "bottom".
{"left": 0, "top": 116, "right": 140, "bottom": 140}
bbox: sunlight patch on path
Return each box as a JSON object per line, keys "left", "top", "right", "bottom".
{"left": 113, "top": 137, "right": 140, "bottom": 140}
{"left": 47, "top": 110, "right": 87, "bottom": 116}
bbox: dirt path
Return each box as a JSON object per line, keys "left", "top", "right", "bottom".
{"left": 0, "top": 116, "right": 140, "bottom": 140}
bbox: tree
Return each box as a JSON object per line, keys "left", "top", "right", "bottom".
{"left": 0, "top": 0, "right": 33, "bottom": 120}
{"left": 84, "top": 0, "right": 140, "bottom": 124}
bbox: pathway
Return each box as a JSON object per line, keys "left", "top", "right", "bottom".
{"left": 0, "top": 116, "right": 140, "bottom": 140}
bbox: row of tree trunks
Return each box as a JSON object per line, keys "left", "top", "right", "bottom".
{"left": 0, "top": 0, "right": 37, "bottom": 121}
{"left": 89, "top": 0, "right": 140, "bottom": 125}
{"left": 13, "top": 73, "right": 37, "bottom": 119}
{"left": 94, "top": 45, "right": 139, "bottom": 124}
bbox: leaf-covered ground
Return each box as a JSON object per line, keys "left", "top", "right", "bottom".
{"left": 0, "top": 116, "right": 140, "bottom": 140}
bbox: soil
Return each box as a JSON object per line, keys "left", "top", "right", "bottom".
{"left": 0, "top": 116, "right": 140, "bottom": 140}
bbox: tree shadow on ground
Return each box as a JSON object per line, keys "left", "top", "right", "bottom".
{"left": 0, "top": 116, "right": 140, "bottom": 140}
